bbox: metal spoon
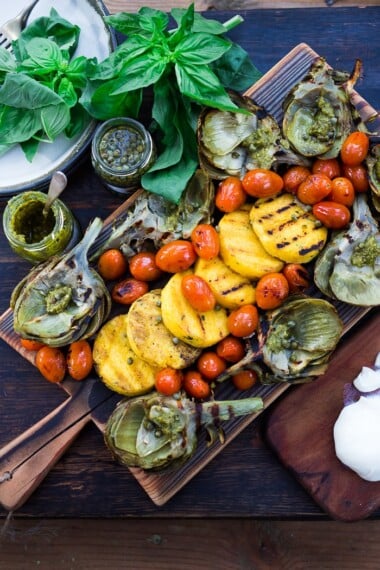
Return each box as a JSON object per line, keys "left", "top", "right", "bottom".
{"left": 43, "top": 171, "right": 68, "bottom": 217}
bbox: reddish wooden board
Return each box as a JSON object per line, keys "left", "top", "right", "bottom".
{"left": 266, "top": 309, "right": 380, "bottom": 522}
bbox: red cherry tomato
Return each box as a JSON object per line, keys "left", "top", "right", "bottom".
{"left": 181, "top": 275, "right": 216, "bottom": 312}
{"left": 196, "top": 351, "right": 226, "bottom": 380}
{"left": 35, "top": 346, "right": 66, "bottom": 384}
{"left": 282, "top": 264, "right": 310, "bottom": 294}
{"left": 330, "top": 177, "right": 355, "bottom": 206}
{"left": 227, "top": 304, "right": 259, "bottom": 338}
{"left": 97, "top": 249, "right": 128, "bottom": 281}
{"left": 20, "top": 338, "right": 46, "bottom": 351}
{"left": 242, "top": 169, "right": 284, "bottom": 198}
{"left": 155, "top": 368, "right": 183, "bottom": 396}
{"left": 232, "top": 369, "right": 258, "bottom": 391}
{"left": 111, "top": 278, "right": 149, "bottom": 305}
{"left": 216, "top": 336, "right": 245, "bottom": 363}
{"left": 296, "top": 174, "right": 333, "bottom": 205}
{"left": 312, "top": 201, "right": 351, "bottom": 229}
{"left": 155, "top": 240, "right": 196, "bottom": 273}
{"left": 190, "top": 224, "right": 220, "bottom": 260}
{"left": 340, "top": 131, "right": 370, "bottom": 166}
{"left": 129, "top": 252, "right": 163, "bottom": 282}
{"left": 67, "top": 340, "right": 93, "bottom": 381}
{"left": 255, "top": 272, "right": 289, "bottom": 310}
{"left": 311, "top": 158, "right": 341, "bottom": 179}
{"left": 282, "top": 165, "right": 311, "bottom": 194}
{"left": 341, "top": 164, "right": 369, "bottom": 193}
{"left": 215, "top": 176, "right": 247, "bottom": 212}
{"left": 183, "top": 370, "right": 211, "bottom": 399}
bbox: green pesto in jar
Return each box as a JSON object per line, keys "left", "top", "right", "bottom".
{"left": 11, "top": 200, "right": 56, "bottom": 244}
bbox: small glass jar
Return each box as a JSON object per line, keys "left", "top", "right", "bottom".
{"left": 3, "top": 191, "right": 81, "bottom": 264}
{"left": 91, "top": 117, "right": 156, "bottom": 196}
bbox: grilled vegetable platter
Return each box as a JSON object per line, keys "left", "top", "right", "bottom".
{"left": 0, "top": 5, "right": 379, "bottom": 502}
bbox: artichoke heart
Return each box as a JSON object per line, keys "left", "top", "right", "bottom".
{"left": 105, "top": 392, "right": 264, "bottom": 472}
{"left": 283, "top": 58, "right": 363, "bottom": 159}
{"left": 366, "top": 143, "right": 380, "bottom": 212}
{"left": 262, "top": 296, "right": 343, "bottom": 381}
{"left": 11, "top": 217, "right": 111, "bottom": 347}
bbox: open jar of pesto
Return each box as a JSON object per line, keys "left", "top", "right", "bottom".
{"left": 91, "top": 117, "right": 156, "bottom": 196}
{"left": 3, "top": 191, "right": 81, "bottom": 264}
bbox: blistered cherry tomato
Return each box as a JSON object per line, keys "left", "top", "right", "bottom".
{"left": 111, "top": 278, "right": 149, "bottom": 305}
{"left": 342, "top": 164, "right": 369, "bottom": 193}
{"left": 183, "top": 370, "right": 211, "bottom": 399}
{"left": 191, "top": 224, "right": 220, "bottom": 260}
{"left": 340, "top": 131, "right": 369, "bottom": 166}
{"left": 330, "top": 177, "right": 355, "bottom": 206}
{"left": 20, "top": 338, "right": 45, "bottom": 351}
{"left": 196, "top": 351, "right": 226, "bottom": 380}
{"left": 129, "top": 252, "right": 163, "bottom": 282}
{"left": 312, "top": 201, "right": 351, "bottom": 229}
{"left": 181, "top": 275, "right": 216, "bottom": 312}
{"left": 227, "top": 304, "right": 259, "bottom": 338}
{"left": 297, "top": 174, "right": 333, "bottom": 205}
{"left": 255, "top": 272, "right": 289, "bottom": 310}
{"left": 35, "top": 346, "right": 66, "bottom": 384}
{"left": 216, "top": 336, "right": 245, "bottom": 363}
{"left": 311, "top": 158, "right": 341, "bottom": 179}
{"left": 282, "top": 264, "right": 310, "bottom": 294}
{"left": 232, "top": 369, "right": 258, "bottom": 391}
{"left": 215, "top": 176, "right": 247, "bottom": 212}
{"left": 155, "top": 368, "right": 183, "bottom": 396}
{"left": 282, "top": 165, "right": 311, "bottom": 194}
{"left": 155, "top": 240, "right": 196, "bottom": 273}
{"left": 67, "top": 340, "right": 93, "bottom": 381}
{"left": 242, "top": 169, "right": 284, "bottom": 198}
{"left": 97, "top": 249, "right": 128, "bottom": 281}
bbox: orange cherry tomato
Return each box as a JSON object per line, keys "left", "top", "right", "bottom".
{"left": 155, "top": 368, "right": 183, "bottom": 396}
{"left": 183, "top": 370, "right": 211, "bottom": 399}
{"left": 255, "top": 272, "right": 289, "bottom": 310}
{"left": 311, "top": 158, "right": 341, "bottom": 179}
{"left": 215, "top": 176, "right": 247, "bottom": 212}
{"left": 242, "top": 169, "right": 284, "bottom": 198}
{"left": 216, "top": 335, "right": 245, "bottom": 363}
{"left": 67, "top": 340, "right": 93, "bottom": 381}
{"left": 20, "top": 338, "right": 45, "bottom": 351}
{"left": 296, "top": 173, "right": 333, "bottom": 205}
{"left": 341, "top": 164, "right": 369, "bottom": 193}
{"left": 312, "top": 201, "right": 351, "bottom": 229}
{"left": 232, "top": 369, "right": 258, "bottom": 391}
{"left": 181, "top": 274, "right": 216, "bottom": 312}
{"left": 111, "top": 278, "right": 149, "bottom": 305}
{"left": 340, "top": 131, "right": 370, "bottom": 166}
{"left": 282, "top": 165, "right": 311, "bottom": 194}
{"left": 129, "top": 252, "right": 163, "bottom": 282}
{"left": 196, "top": 351, "right": 226, "bottom": 380}
{"left": 227, "top": 304, "right": 259, "bottom": 338}
{"left": 155, "top": 240, "right": 196, "bottom": 273}
{"left": 97, "top": 249, "right": 128, "bottom": 281}
{"left": 35, "top": 346, "right": 66, "bottom": 384}
{"left": 282, "top": 264, "right": 310, "bottom": 294}
{"left": 190, "top": 224, "right": 220, "bottom": 260}
{"left": 330, "top": 177, "right": 355, "bottom": 206}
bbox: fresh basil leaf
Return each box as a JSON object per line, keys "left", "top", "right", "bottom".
{"left": 138, "top": 8, "right": 170, "bottom": 34}
{"left": 66, "top": 56, "right": 93, "bottom": 90}
{"left": 0, "top": 73, "right": 63, "bottom": 109}
{"left": 23, "top": 37, "right": 63, "bottom": 70}
{"left": 171, "top": 8, "right": 226, "bottom": 35}
{"left": 174, "top": 33, "right": 231, "bottom": 66}
{"left": 20, "top": 137, "right": 40, "bottom": 162}
{"left": 89, "top": 38, "right": 151, "bottom": 81}
{"left": 65, "top": 104, "right": 91, "bottom": 138}
{"left": 80, "top": 79, "right": 142, "bottom": 120}
{"left": 167, "top": 4, "right": 194, "bottom": 48}
{"left": 40, "top": 102, "right": 70, "bottom": 140}
{"left": 111, "top": 55, "right": 167, "bottom": 94}
{"left": 175, "top": 63, "right": 242, "bottom": 112}
{"left": 0, "top": 48, "right": 16, "bottom": 72}
{"left": 104, "top": 13, "right": 143, "bottom": 35}
{"left": 0, "top": 106, "right": 42, "bottom": 143}
{"left": 212, "top": 42, "right": 262, "bottom": 91}
{"left": 58, "top": 77, "right": 77, "bottom": 107}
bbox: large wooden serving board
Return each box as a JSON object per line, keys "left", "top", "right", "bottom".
{"left": 266, "top": 309, "right": 380, "bottom": 522}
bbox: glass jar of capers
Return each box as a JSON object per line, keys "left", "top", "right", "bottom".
{"left": 91, "top": 117, "right": 156, "bottom": 196}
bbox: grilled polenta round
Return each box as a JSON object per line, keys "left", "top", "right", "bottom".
{"left": 126, "top": 289, "right": 201, "bottom": 369}
{"left": 93, "top": 314, "right": 157, "bottom": 396}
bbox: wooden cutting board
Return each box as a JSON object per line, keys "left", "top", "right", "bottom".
{"left": 266, "top": 309, "right": 380, "bottom": 522}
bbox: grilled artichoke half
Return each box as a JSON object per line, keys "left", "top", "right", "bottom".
{"left": 105, "top": 391, "right": 263, "bottom": 472}
{"left": 283, "top": 58, "right": 363, "bottom": 159}
{"left": 11, "top": 217, "right": 111, "bottom": 347}
{"left": 366, "top": 143, "right": 380, "bottom": 212}
{"left": 314, "top": 194, "right": 380, "bottom": 306}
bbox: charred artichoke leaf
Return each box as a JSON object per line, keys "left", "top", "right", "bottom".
{"left": 366, "top": 143, "right": 380, "bottom": 211}
{"left": 261, "top": 297, "right": 343, "bottom": 381}
{"left": 283, "top": 58, "right": 362, "bottom": 159}
{"left": 12, "top": 218, "right": 111, "bottom": 346}
{"left": 105, "top": 392, "right": 264, "bottom": 472}
{"left": 90, "top": 170, "right": 214, "bottom": 261}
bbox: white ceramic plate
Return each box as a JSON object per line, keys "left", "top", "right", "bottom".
{"left": 0, "top": 0, "right": 115, "bottom": 196}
